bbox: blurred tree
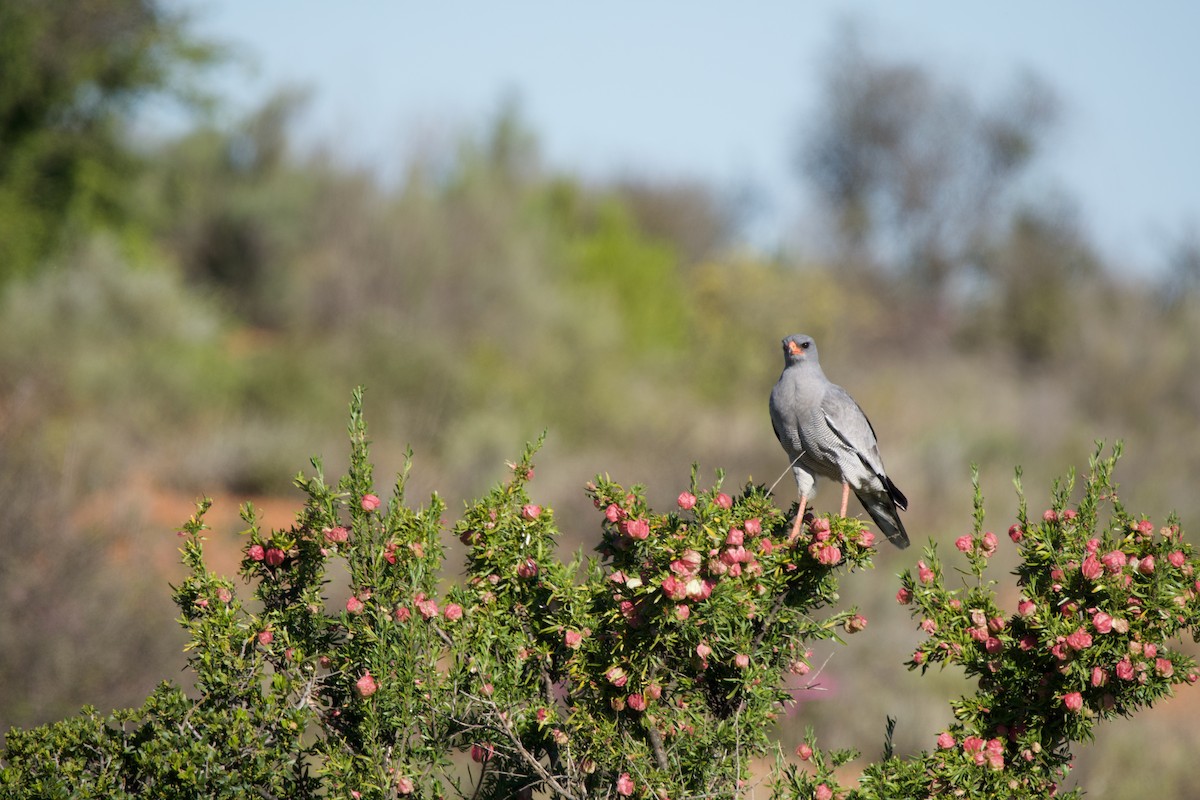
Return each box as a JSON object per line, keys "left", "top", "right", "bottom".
{"left": 1158, "top": 223, "right": 1200, "bottom": 311}
{"left": 611, "top": 177, "right": 733, "bottom": 266}
{"left": 798, "top": 24, "right": 1058, "bottom": 304}
{"left": 152, "top": 90, "right": 312, "bottom": 323}
{"left": 0, "top": 0, "right": 219, "bottom": 286}
{"left": 969, "top": 197, "right": 1100, "bottom": 365}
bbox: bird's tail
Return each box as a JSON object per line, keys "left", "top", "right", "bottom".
{"left": 858, "top": 491, "right": 910, "bottom": 549}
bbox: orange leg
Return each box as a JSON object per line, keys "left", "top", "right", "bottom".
{"left": 839, "top": 482, "right": 851, "bottom": 517}
{"left": 788, "top": 495, "right": 809, "bottom": 542}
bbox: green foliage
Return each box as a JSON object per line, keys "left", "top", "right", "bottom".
{"left": 563, "top": 199, "right": 691, "bottom": 353}
{"left": 4, "top": 398, "right": 1199, "bottom": 799}
{"left": 0, "top": 0, "right": 220, "bottom": 285}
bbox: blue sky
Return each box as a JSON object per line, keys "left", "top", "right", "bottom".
{"left": 188, "top": 2, "right": 1199, "bottom": 273}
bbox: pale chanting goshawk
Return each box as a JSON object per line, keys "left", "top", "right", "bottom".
{"left": 768, "top": 333, "right": 909, "bottom": 548}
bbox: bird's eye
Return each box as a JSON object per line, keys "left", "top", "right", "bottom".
{"left": 800, "top": 341, "right": 810, "bottom": 350}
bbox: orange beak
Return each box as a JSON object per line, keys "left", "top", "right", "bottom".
{"left": 787, "top": 340, "right": 804, "bottom": 356}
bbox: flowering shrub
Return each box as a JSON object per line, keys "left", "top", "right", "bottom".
{"left": 2, "top": 395, "right": 1197, "bottom": 800}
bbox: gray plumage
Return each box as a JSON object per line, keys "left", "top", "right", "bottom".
{"left": 769, "top": 333, "right": 909, "bottom": 549}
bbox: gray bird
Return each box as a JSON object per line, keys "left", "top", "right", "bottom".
{"left": 769, "top": 333, "right": 909, "bottom": 548}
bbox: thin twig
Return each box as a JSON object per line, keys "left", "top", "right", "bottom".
{"left": 643, "top": 719, "right": 670, "bottom": 773}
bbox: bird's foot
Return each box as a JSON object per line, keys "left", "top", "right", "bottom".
{"left": 786, "top": 510, "right": 816, "bottom": 544}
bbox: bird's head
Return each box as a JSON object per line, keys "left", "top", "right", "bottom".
{"left": 781, "top": 334, "right": 817, "bottom": 366}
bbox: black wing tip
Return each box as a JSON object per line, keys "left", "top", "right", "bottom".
{"left": 885, "top": 476, "right": 908, "bottom": 512}
{"left": 861, "top": 493, "right": 910, "bottom": 549}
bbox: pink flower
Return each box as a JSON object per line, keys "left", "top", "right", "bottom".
{"left": 1018, "top": 599, "right": 1036, "bottom": 617}
{"left": 796, "top": 743, "right": 814, "bottom": 760}
{"left": 984, "top": 637, "right": 1003, "bottom": 655}
{"left": 646, "top": 683, "right": 662, "bottom": 700}
{"left": 361, "top": 493, "right": 382, "bottom": 512}
{"left": 734, "top": 653, "right": 750, "bottom": 669}
{"left": 677, "top": 492, "right": 697, "bottom": 510}
{"left": 606, "top": 666, "right": 628, "bottom": 687}
{"left": 937, "top": 732, "right": 955, "bottom": 749}
{"left": 726, "top": 545, "right": 753, "bottom": 564}
{"left": 627, "top": 693, "right": 646, "bottom": 712}
{"left": 396, "top": 776, "right": 414, "bottom": 795}
{"left": 725, "top": 528, "right": 744, "bottom": 546}
{"left": 844, "top": 614, "right": 868, "bottom": 633}
{"left": 1156, "top": 657, "right": 1175, "bottom": 677}
{"left": 1092, "top": 611, "right": 1113, "bottom": 634}
{"left": 912, "top": 650, "right": 926, "bottom": 665}
{"left": 264, "top": 548, "right": 286, "bottom": 567}
{"left": 917, "top": 561, "right": 934, "bottom": 584}
{"left": 1138, "top": 555, "right": 1156, "bottom": 575}
{"left": 521, "top": 503, "right": 542, "bottom": 521}
{"left": 324, "top": 526, "right": 350, "bottom": 543}
{"left": 685, "top": 578, "right": 714, "bottom": 601}
{"left": 1043, "top": 509, "right": 1058, "bottom": 522}
{"left": 744, "top": 518, "right": 762, "bottom": 536}
{"left": 355, "top": 672, "right": 378, "bottom": 698}
{"left": 984, "top": 738, "right": 1005, "bottom": 770}
{"left": 857, "top": 529, "right": 876, "bottom": 548}
{"left": 810, "top": 517, "right": 831, "bottom": 535}
{"left": 1063, "top": 692, "right": 1083, "bottom": 712}
{"left": 416, "top": 596, "right": 439, "bottom": 620}
{"left": 962, "top": 736, "right": 985, "bottom": 757}
{"left": 616, "top": 773, "right": 635, "bottom": 797}
{"left": 1062, "top": 509, "right": 1078, "bottom": 521}
{"left": 1143, "top": 643, "right": 1157, "bottom": 659}
{"left": 661, "top": 574, "right": 689, "bottom": 602}
{"left": 695, "top": 642, "right": 712, "bottom": 661}
{"left": 1008, "top": 524, "right": 1024, "bottom": 543}
{"left": 671, "top": 549, "right": 703, "bottom": 577}
{"left": 896, "top": 587, "right": 913, "bottom": 604}
{"left": 257, "top": 629, "right": 273, "bottom": 646}
{"left": 815, "top": 784, "right": 833, "bottom": 800}
{"left": 715, "top": 493, "right": 733, "bottom": 509}
{"left": 247, "top": 544, "right": 265, "bottom": 562}
{"left": 346, "top": 595, "right": 365, "bottom": 614}
{"left": 1115, "top": 657, "right": 1135, "bottom": 680}
{"left": 471, "top": 743, "right": 494, "bottom": 764}
{"left": 815, "top": 544, "right": 842, "bottom": 566}
{"left": 620, "top": 518, "right": 650, "bottom": 541}
{"left": 1169, "top": 550, "right": 1186, "bottom": 568}
{"left": 444, "top": 602, "right": 463, "bottom": 621}
{"left": 605, "top": 504, "right": 624, "bottom": 523}
{"left": 1101, "top": 550, "right": 1127, "bottom": 573}
{"left": 394, "top": 606, "right": 411, "bottom": 623}
{"left": 1081, "top": 555, "right": 1103, "bottom": 581}
{"left": 1065, "top": 628, "right": 1093, "bottom": 651}
{"left": 981, "top": 531, "right": 998, "bottom": 554}
{"left": 517, "top": 558, "right": 539, "bottom": 579}
{"left": 1091, "top": 666, "right": 1109, "bottom": 687}
{"left": 920, "top": 618, "right": 938, "bottom": 634}
{"left": 565, "top": 630, "right": 583, "bottom": 649}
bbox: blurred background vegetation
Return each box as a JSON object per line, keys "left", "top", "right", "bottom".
{"left": 2, "top": 2, "right": 1199, "bottom": 795}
